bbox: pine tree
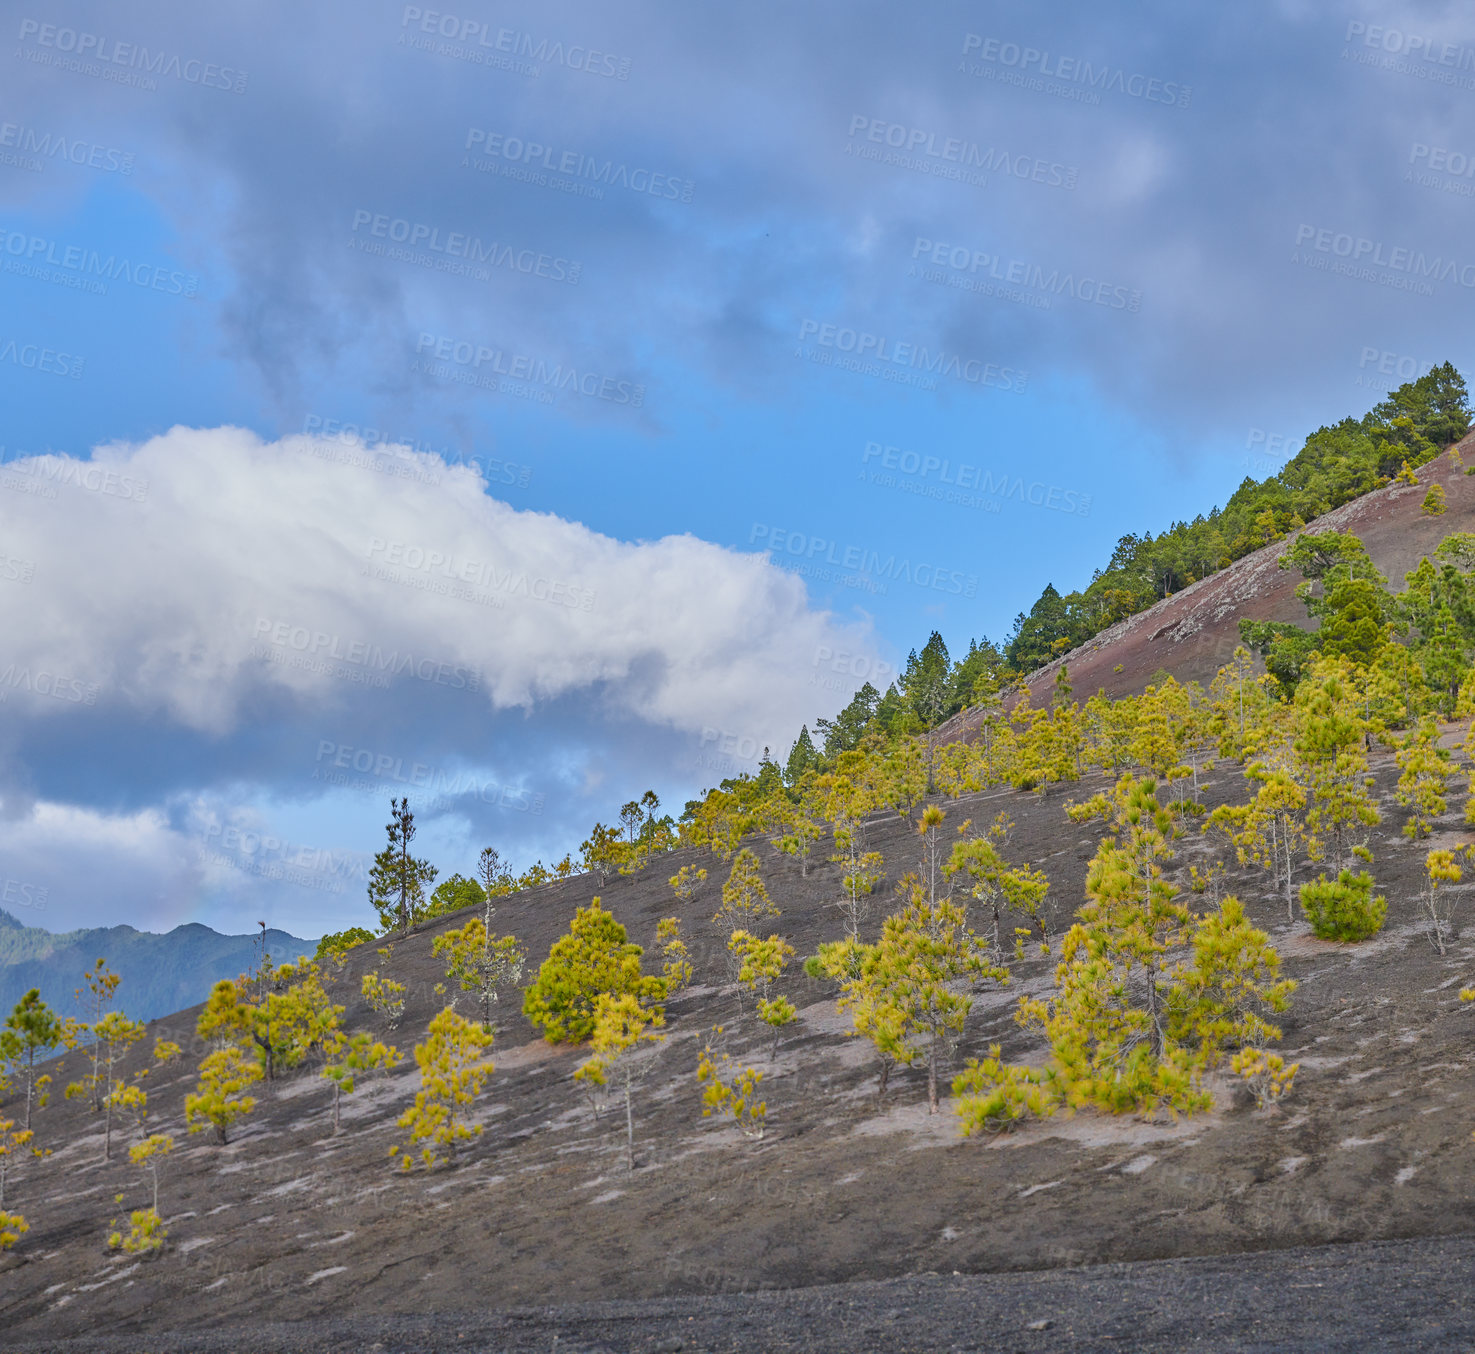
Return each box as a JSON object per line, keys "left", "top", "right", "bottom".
{"left": 322, "top": 1033, "right": 402, "bottom": 1133}
{"left": 2, "top": 991, "right": 62, "bottom": 1130}
{"left": 185, "top": 1047, "right": 262, "bottom": 1145}
{"left": 393, "top": 1008, "right": 494, "bottom": 1170}
{"left": 712, "top": 848, "right": 778, "bottom": 928}
{"left": 574, "top": 993, "right": 666, "bottom": 1170}
{"left": 433, "top": 918, "right": 526, "bottom": 1033}
{"left": 1395, "top": 718, "right": 1454, "bottom": 839}
{"left": 945, "top": 814, "right": 1051, "bottom": 957}
{"left": 785, "top": 725, "right": 820, "bottom": 783}
{"left": 523, "top": 901, "right": 666, "bottom": 1044}
{"left": 368, "top": 798, "right": 439, "bottom": 938}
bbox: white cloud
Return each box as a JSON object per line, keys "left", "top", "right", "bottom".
{"left": 0, "top": 426, "right": 883, "bottom": 752}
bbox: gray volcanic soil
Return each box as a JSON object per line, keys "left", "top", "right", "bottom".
{"left": 1, "top": 745, "right": 1473, "bottom": 1349}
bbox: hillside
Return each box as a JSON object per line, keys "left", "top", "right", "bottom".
{"left": 0, "top": 912, "right": 316, "bottom": 1028}
{"left": 926, "top": 436, "right": 1475, "bottom": 758}
{"left": 0, "top": 740, "right": 1472, "bottom": 1349}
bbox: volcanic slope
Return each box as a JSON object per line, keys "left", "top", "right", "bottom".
{"left": 935, "top": 433, "right": 1475, "bottom": 758}
{"left": 1, "top": 740, "right": 1473, "bottom": 1348}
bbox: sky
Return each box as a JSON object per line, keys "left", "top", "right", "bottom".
{"left": 1, "top": 0, "right": 1472, "bottom": 938}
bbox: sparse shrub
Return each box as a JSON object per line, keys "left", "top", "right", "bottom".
{"left": 668, "top": 865, "right": 707, "bottom": 906}
{"left": 393, "top": 1007, "right": 493, "bottom": 1170}
{"left": 322, "top": 1033, "right": 402, "bottom": 1133}
{"left": 1230, "top": 1048, "right": 1299, "bottom": 1109}
{"left": 953, "top": 1045, "right": 1057, "bottom": 1135}
{"left": 656, "top": 918, "right": 693, "bottom": 995}
{"left": 152, "top": 1039, "right": 182, "bottom": 1066}
{"left": 1422, "top": 482, "right": 1447, "bottom": 515}
{"left": 1299, "top": 869, "right": 1386, "bottom": 941}
{"left": 1421, "top": 848, "right": 1464, "bottom": 954}
{"left": 696, "top": 1030, "right": 765, "bottom": 1140}
{"left": 361, "top": 970, "right": 407, "bottom": 1027}
{"left": 107, "top": 1197, "right": 166, "bottom": 1255}
{"left": 0, "top": 1211, "right": 28, "bottom": 1250}
{"left": 0, "top": 1118, "right": 43, "bottom": 1207}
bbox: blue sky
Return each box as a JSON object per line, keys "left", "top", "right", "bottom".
{"left": 1, "top": 0, "right": 1472, "bottom": 937}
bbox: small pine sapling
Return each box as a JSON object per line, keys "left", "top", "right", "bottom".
{"left": 696, "top": 1029, "right": 766, "bottom": 1140}
{"left": 953, "top": 1045, "right": 1057, "bottom": 1135}
{"left": 573, "top": 992, "right": 666, "bottom": 1170}
{"left": 322, "top": 1032, "right": 403, "bottom": 1133}
{"left": 727, "top": 931, "right": 797, "bottom": 1057}
{"left": 669, "top": 865, "right": 707, "bottom": 906}
{"left": 656, "top": 918, "right": 693, "bottom": 994}
{"left": 0, "top": 1210, "right": 26, "bottom": 1251}
{"left": 712, "top": 848, "right": 778, "bottom": 929}
{"left": 523, "top": 900, "right": 666, "bottom": 1044}
{"left": 831, "top": 825, "right": 884, "bottom": 944}
{"left": 75, "top": 1012, "right": 146, "bottom": 1161}
{"left": 361, "top": 970, "right": 408, "bottom": 1027}
{"left": 1229, "top": 1048, "right": 1299, "bottom": 1109}
{"left": 107, "top": 1191, "right": 167, "bottom": 1256}
{"left": 393, "top": 1007, "right": 494, "bottom": 1170}
{"left": 1395, "top": 719, "right": 1454, "bottom": 839}
{"left": 0, "top": 1118, "right": 45, "bottom": 1208}
{"left": 433, "top": 917, "right": 526, "bottom": 1033}
{"left": 1299, "top": 869, "right": 1387, "bottom": 941}
{"left": 185, "top": 1047, "right": 262, "bottom": 1145}
{"left": 1420, "top": 847, "right": 1465, "bottom": 954}
{"left": 2, "top": 989, "right": 63, "bottom": 1130}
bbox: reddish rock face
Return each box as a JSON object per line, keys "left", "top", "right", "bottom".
{"left": 935, "top": 438, "right": 1474, "bottom": 748}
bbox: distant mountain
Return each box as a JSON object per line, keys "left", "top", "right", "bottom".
{"left": 0, "top": 910, "right": 317, "bottom": 1027}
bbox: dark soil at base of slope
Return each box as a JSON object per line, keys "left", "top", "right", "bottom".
{"left": 5, "top": 1232, "right": 1474, "bottom": 1353}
